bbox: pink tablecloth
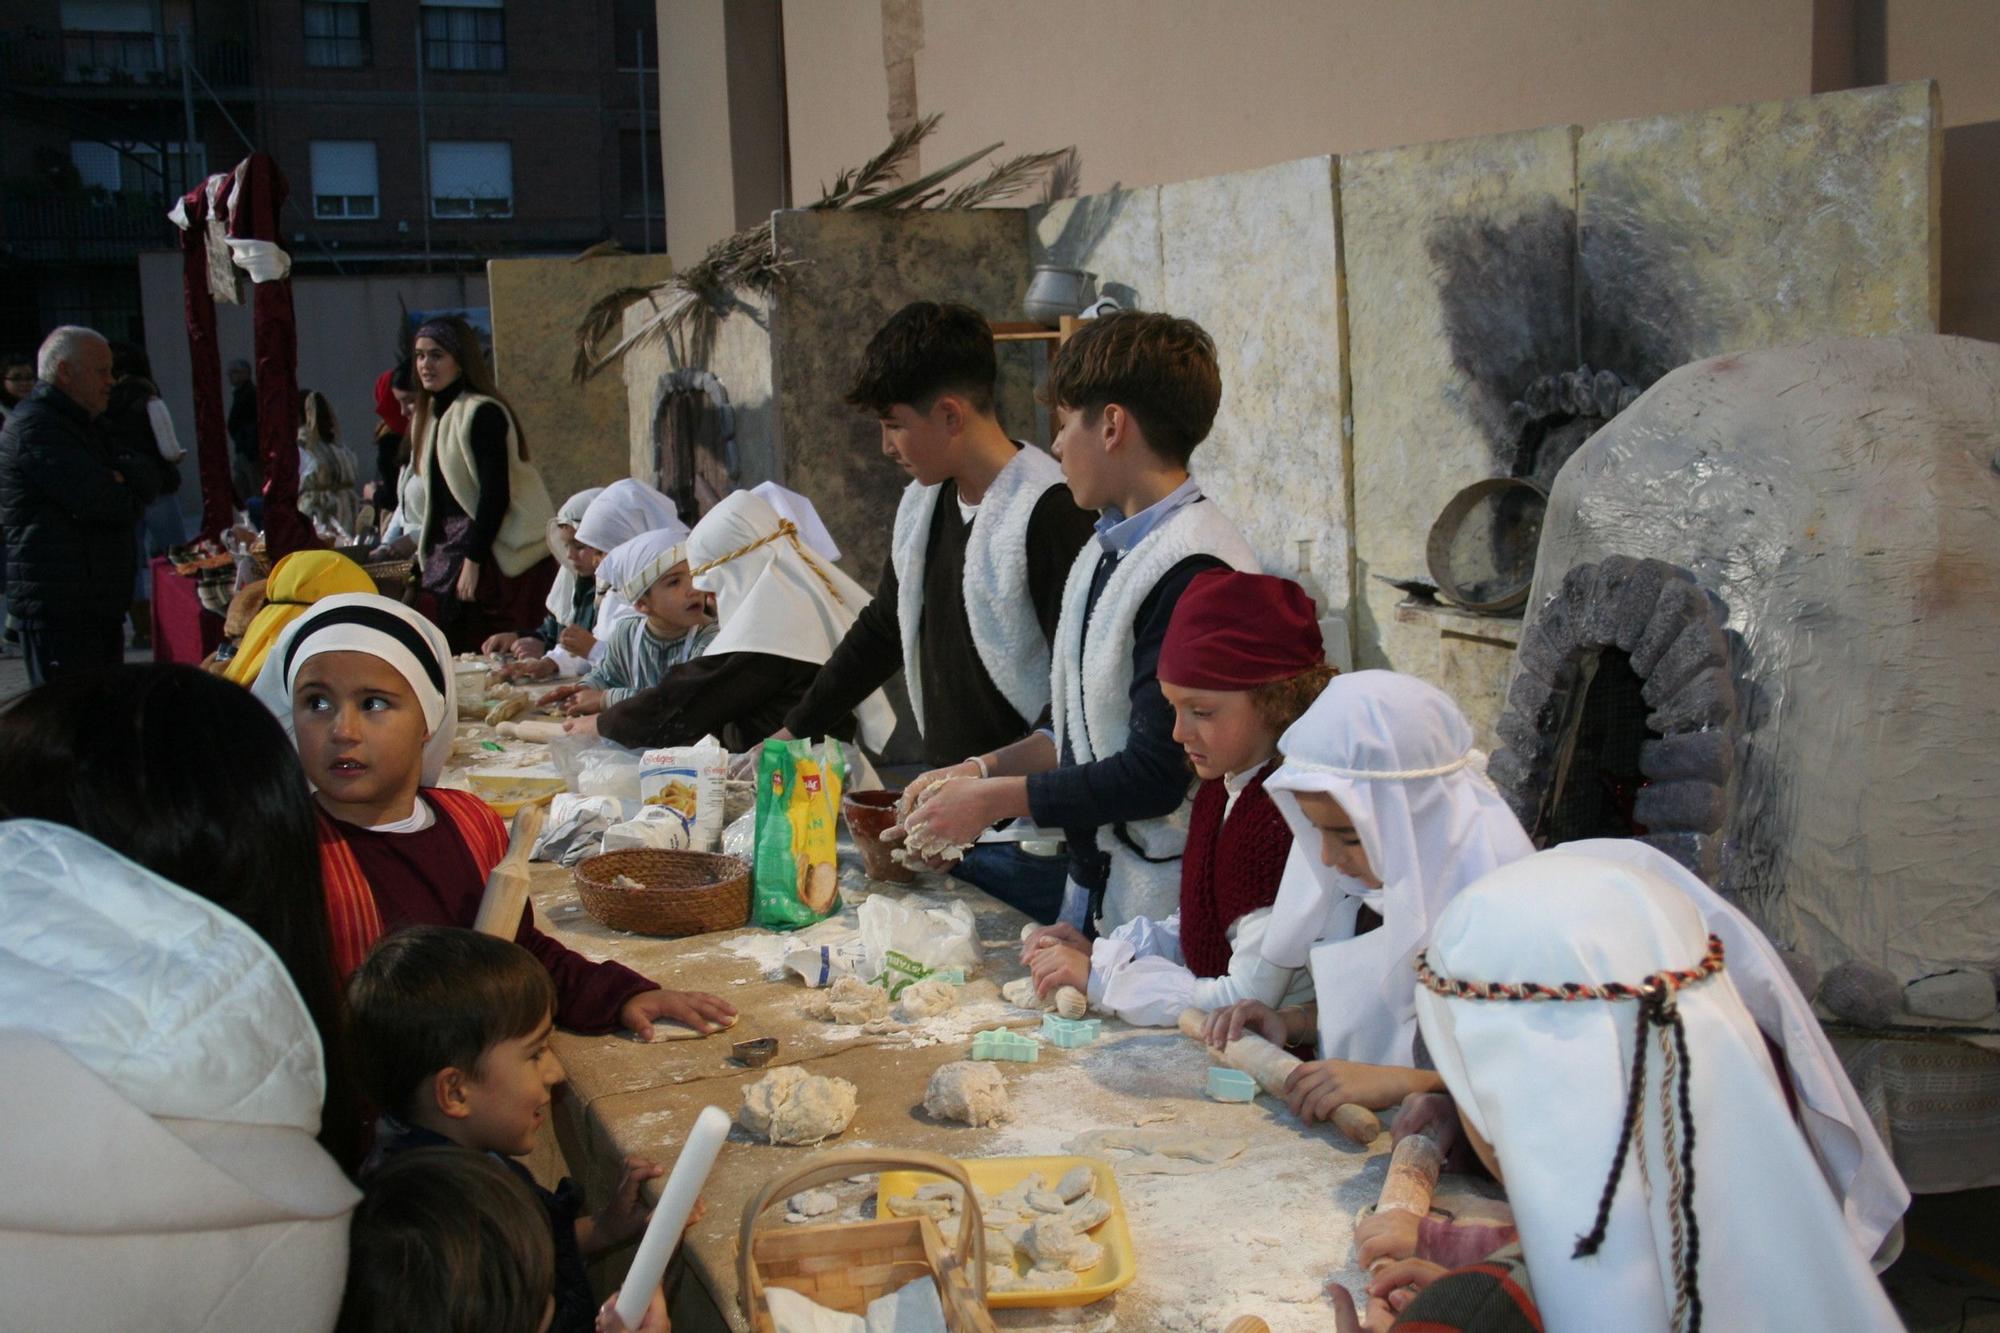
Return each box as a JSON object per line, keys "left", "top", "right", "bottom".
{"left": 150, "top": 558, "right": 224, "bottom": 667}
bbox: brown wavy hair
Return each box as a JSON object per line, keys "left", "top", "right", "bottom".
{"left": 1251, "top": 662, "right": 1339, "bottom": 736}
{"left": 407, "top": 315, "right": 529, "bottom": 461}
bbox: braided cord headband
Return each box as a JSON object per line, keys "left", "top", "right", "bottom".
{"left": 688, "top": 519, "right": 848, "bottom": 607}
{"left": 1279, "top": 753, "right": 1474, "bottom": 782}
{"left": 1415, "top": 933, "right": 1726, "bottom": 1333}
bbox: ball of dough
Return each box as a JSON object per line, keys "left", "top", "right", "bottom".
{"left": 739, "top": 1066, "right": 859, "bottom": 1145}
{"left": 896, "top": 977, "right": 959, "bottom": 1021}
{"left": 1023, "top": 1215, "right": 1103, "bottom": 1272}
{"left": 1000, "top": 976, "right": 1056, "bottom": 1011}
{"left": 803, "top": 974, "right": 892, "bottom": 1025}
{"left": 923, "top": 1060, "right": 1011, "bottom": 1127}
{"left": 787, "top": 1188, "right": 839, "bottom": 1218}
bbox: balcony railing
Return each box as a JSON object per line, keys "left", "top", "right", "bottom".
{"left": 0, "top": 27, "right": 253, "bottom": 92}
{"left": 2, "top": 193, "right": 176, "bottom": 265}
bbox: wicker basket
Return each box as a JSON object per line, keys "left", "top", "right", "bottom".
{"left": 572, "top": 849, "right": 749, "bottom": 937}
{"left": 740, "top": 1149, "right": 995, "bottom": 1332}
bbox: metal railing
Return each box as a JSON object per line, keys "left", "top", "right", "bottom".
{"left": 0, "top": 27, "right": 253, "bottom": 91}
{"left": 1, "top": 194, "right": 175, "bottom": 264}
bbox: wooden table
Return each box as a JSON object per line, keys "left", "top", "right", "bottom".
{"left": 525, "top": 851, "right": 1502, "bottom": 1332}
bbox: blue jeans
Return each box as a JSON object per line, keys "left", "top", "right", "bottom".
{"left": 132, "top": 494, "right": 189, "bottom": 599}
{"left": 950, "top": 843, "right": 1070, "bottom": 925}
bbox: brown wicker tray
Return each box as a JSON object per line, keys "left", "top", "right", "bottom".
{"left": 572, "top": 848, "right": 750, "bottom": 937}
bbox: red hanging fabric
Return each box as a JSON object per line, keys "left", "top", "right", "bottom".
{"left": 174, "top": 180, "right": 234, "bottom": 542}
{"left": 229, "top": 154, "right": 318, "bottom": 561}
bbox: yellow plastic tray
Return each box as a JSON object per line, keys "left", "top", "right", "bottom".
{"left": 465, "top": 773, "right": 564, "bottom": 817}
{"left": 875, "top": 1154, "right": 1136, "bottom": 1309}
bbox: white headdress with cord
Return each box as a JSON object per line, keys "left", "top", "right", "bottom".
{"left": 1543, "top": 837, "right": 1909, "bottom": 1269}
{"left": 606, "top": 528, "right": 689, "bottom": 606}
{"left": 249, "top": 592, "right": 458, "bottom": 787}
{"left": 579, "top": 480, "right": 688, "bottom": 634}
{"left": 687, "top": 489, "right": 895, "bottom": 750}
{"left": 751, "top": 481, "right": 841, "bottom": 562}
{"left": 543, "top": 485, "right": 605, "bottom": 622}
{"left": 1413, "top": 853, "right": 1903, "bottom": 1333}
{"left": 1257, "top": 669, "right": 1534, "bottom": 1065}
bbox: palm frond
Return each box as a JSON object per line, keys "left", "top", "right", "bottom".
{"left": 817, "top": 112, "right": 941, "bottom": 209}
{"left": 1042, "top": 147, "right": 1082, "bottom": 205}
{"left": 853, "top": 141, "right": 1003, "bottom": 211}
{"left": 937, "top": 147, "right": 1074, "bottom": 210}
{"left": 570, "top": 285, "right": 663, "bottom": 383}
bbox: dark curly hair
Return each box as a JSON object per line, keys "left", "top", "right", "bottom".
{"left": 844, "top": 300, "right": 997, "bottom": 415}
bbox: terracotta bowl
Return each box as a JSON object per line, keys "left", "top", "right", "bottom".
{"left": 842, "top": 788, "right": 915, "bottom": 883}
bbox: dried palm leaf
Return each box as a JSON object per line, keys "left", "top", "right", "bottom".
{"left": 570, "top": 285, "right": 666, "bottom": 383}
{"left": 853, "top": 141, "right": 1003, "bottom": 212}
{"left": 817, "top": 112, "right": 941, "bottom": 209}
{"left": 938, "top": 147, "right": 1074, "bottom": 210}
{"left": 1042, "top": 147, "right": 1082, "bottom": 205}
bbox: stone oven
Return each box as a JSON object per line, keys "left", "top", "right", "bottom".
{"left": 1488, "top": 334, "right": 2000, "bottom": 988}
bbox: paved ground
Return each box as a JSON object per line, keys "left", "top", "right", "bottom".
{"left": 0, "top": 633, "right": 153, "bottom": 706}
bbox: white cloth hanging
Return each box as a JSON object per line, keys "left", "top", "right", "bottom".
{"left": 751, "top": 481, "right": 841, "bottom": 562}
{"left": 688, "top": 490, "right": 895, "bottom": 750}
{"left": 1258, "top": 670, "right": 1533, "bottom": 1065}
{"left": 1413, "top": 850, "right": 1903, "bottom": 1333}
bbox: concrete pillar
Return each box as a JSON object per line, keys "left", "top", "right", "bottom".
{"left": 656, "top": 0, "right": 788, "bottom": 261}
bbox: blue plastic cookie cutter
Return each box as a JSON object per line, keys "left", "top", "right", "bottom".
{"left": 1041, "top": 1013, "right": 1102, "bottom": 1048}
{"left": 1206, "top": 1067, "right": 1258, "bottom": 1102}
{"left": 970, "top": 1028, "right": 1040, "bottom": 1062}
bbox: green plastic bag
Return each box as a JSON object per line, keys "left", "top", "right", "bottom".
{"left": 751, "top": 737, "right": 849, "bottom": 930}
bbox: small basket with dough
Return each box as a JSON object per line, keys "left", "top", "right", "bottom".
{"left": 740, "top": 1149, "right": 997, "bottom": 1332}
{"left": 572, "top": 848, "right": 750, "bottom": 937}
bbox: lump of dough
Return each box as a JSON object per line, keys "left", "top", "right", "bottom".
{"left": 738, "top": 1066, "right": 859, "bottom": 1146}
{"left": 787, "top": 1188, "right": 839, "bottom": 1219}
{"left": 1000, "top": 976, "right": 1055, "bottom": 1011}
{"left": 1053, "top": 985, "right": 1087, "bottom": 1019}
{"left": 896, "top": 977, "right": 959, "bottom": 1021}
{"left": 1023, "top": 1216, "right": 1103, "bottom": 1273}
{"left": 1055, "top": 1165, "right": 1096, "bottom": 1202}
{"left": 802, "top": 974, "right": 891, "bottom": 1025}
{"left": 883, "top": 1194, "right": 956, "bottom": 1219}
{"left": 923, "top": 1060, "right": 1010, "bottom": 1127}
{"left": 1025, "top": 1189, "right": 1067, "bottom": 1214}
{"left": 1064, "top": 1196, "right": 1112, "bottom": 1232}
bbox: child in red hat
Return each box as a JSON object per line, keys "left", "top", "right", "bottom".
{"left": 1021, "top": 569, "right": 1334, "bottom": 1022}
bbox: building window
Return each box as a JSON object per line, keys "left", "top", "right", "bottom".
{"left": 619, "top": 129, "right": 662, "bottom": 219}
{"left": 60, "top": 0, "right": 162, "bottom": 82}
{"left": 71, "top": 140, "right": 207, "bottom": 199}
{"left": 422, "top": 1, "right": 505, "bottom": 72}
{"left": 311, "top": 140, "right": 379, "bottom": 219}
{"left": 429, "top": 141, "right": 512, "bottom": 218}
{"left": 303, "top": 1, "right": 370, "bottom": 68}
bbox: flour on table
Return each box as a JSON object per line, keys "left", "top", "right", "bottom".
{"left": 1065, "top": 1126, "right": 1248, "bottom": 1175}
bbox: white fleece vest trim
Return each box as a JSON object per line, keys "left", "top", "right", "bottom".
{"left": 415, "top": 391, "right": 557, "bottom": 578}
{"left": 889, "top": 444, "right": 1066, "bottom": 739}
{"left": 1048, "top": 499, "right": 1259, "bottom": 930}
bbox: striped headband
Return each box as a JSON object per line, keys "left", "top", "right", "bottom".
{"left": 282, "top": 604, "right": 448, "bottom": 733}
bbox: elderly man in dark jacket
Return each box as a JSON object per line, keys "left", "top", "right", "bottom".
{"left": 0, "top": 326, "right": 160, "bottom": 684}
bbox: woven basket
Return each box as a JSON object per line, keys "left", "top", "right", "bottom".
{"left": 740, "top": 1149, "right": 995, "bottom": 1332}
{"left": 572, "top": 849, "right": 749, "bottom": 937}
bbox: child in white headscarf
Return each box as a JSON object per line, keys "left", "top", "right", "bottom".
{"left": 568, "top": 490, "right": 896, "bottom": 755}
{"left": 539, "top": 528, "right": 717, "bottom": 716}
{"left": 1345, "top": 849, "right": 1903, "bottom": 1333}
{"left": 1205, "top": 671, "right": 1534, "bottom": 1124}
{"left": 484, "top": 484, "right": 603, "bottom": 664}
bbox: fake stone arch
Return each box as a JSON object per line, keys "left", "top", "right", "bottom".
{"left": 651, "top": 368, "right": 737, "bottom": 521}
{"left": 1486, "top": 553, "right": 1740, "bottom": 881}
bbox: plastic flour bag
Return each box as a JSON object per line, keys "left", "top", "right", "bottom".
{"left": 751, "top": 737, "right": 848, "bottom": 930}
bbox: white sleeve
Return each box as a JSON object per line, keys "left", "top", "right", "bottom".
{"left": 146, "top": 398, "right": 185, "bottom": 460}
{"left": 1189, "top": 906, "right": 1301, "bottom": 1012}
{"left": 1089, "top": 934, "right": 1199, "bottom": 1029}
{"left": 546, "top": 645, "right": 590, "bottom": 675}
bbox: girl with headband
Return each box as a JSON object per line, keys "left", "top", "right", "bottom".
{"left": 405, "top": 315, "right": 559, "bottom": 653}
{"left": 572, "top": 490, "right": 896, "bottom": 754}
{"left": 1020, "top": 570, "right": 1335, "bottom": 1023}
{"left": 1205, "top": 671, "right": 1535, "bottom": 1124}
{"left": 252, "top": 593, "right": 735, "bottom": 1038}
{"left": 1337, "top": 850, "right": 1901, "bottom": 1332}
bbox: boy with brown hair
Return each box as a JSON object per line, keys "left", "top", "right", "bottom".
{"left": 777, "top": 300, "right": 1097, "bottom": 919}
{"left": 896, "top": 311, "right": 1259, "bottom": 932}
{"left": 349, "top": 926, "right": 668, "bottom": 1333}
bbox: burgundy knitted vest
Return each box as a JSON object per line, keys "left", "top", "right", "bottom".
{"left": 1179, "top": 760, "right": 1293, "bottom": 977}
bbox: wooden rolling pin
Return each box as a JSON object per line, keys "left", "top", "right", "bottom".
{"left": 1223, "top": 1319, "right": 1271, "bottom": 1333}
{"left": 471, "top": 804, "right": 546, "bottom": 937}
{"left": 1177, "top": 1007, "right": 1382, "bottom": 1145}
{"left": 1367, "top": 1132, "right": 1444, "bottom": 1273}
{"left": 497, "top": 719, "right": 569, "bottom": 743}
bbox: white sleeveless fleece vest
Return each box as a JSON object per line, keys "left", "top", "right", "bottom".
{"left": 1048, "top": 499, "right": 1258, "bottom": 931}
{"left": 889, "top": 444, "right": 1066, "bottom": 738}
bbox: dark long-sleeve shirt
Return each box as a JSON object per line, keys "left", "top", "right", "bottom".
{"left": 425, "top": 381, "right": 510, "bottom": 563}
{"left": 1026, "top": 551, "right": 1224, "bottom": 894}
{"left": 599, "top": 650, "right": 846, "bottom": 754}
{"left": 784, "top": 480, "right": 1095, "bottom": 764}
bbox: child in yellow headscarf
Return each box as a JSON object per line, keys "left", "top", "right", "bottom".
{"left": 222, "top": 550, "right": 377, "bottom": 684}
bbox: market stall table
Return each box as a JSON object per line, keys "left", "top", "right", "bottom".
{"left": 523, "top": 857, "right": 1505, "bottom": 1331}
{"left": 148, "top": 556, "right": 224, "bottom": 666}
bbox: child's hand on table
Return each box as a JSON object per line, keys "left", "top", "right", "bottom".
{"left": 510, "top": 636, "right": 548, "bottom": 659}
{"left": 1028, "top": 943, "right": 1088, "bottom": 997}
{"left": 1390, "top": 1092, "right": 1467, "bottom": 1168}
{"left": 481, "top": 631, "right": 516, "bottom": 655}
{"left": 582, "top": 1155, "right": 664, "bottom": 1255}
{"left": 563, "top": 688, "right": 608, "bottom": 716}
{"left": 559, "top": 625, "right": 598, "bottom": 656}
{"left": 1283, "top": 1060, "right": 1440, "bottom": 1120}
{"left": 1353, "top": 1208, "right": 1422, "bottom": 1268}
{"left": 1201, "top": 999, "right": 1293, "bottom": 1049}
{"left": 596, "top": 1287, "right": 669, "bottom": 1332}
{"left": 565, "top": 715, "right": 601, "bottom": 737}
{"left": 497, "top": 656, "right": 559, "bottom": 682}
{"left": 1021, "top": 922, "right": 1088, "bottom": 963}
{"left": 538, "top": 682, "right": 583, "bottom": 707}
{"left": 621, "top": 988, "right": 738, "bottom": 1038}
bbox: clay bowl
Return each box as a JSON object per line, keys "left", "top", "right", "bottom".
{"left": 842, "top": 788, "right": 915, "bottom": 883}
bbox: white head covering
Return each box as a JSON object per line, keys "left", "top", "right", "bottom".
{"left": 249, "top": 593, "right": 458, "bottom": 786}
{"left": 573, "top": 478, "right": 680, "bottom": 554}
{"left": 1545, "top": 838, "right": 1908, "bottom": 1268}
{"left": 544, "top": 485, "right": 605, "bottom": 621}
{"left": 607, "top": 528, "right": 690, "bottom": 606}
{"left": 1258, "top": 670, "right": 1534, "bottom": 1065}
{"left": 0, "top": 820, "right": 326, "bottom": 1131}
{"left": 1414, "top": 852, "right": 1903, "bottom": 1333}
{"left": 751, "top": 481, "right": 841, "bottom": 562}
{"left": 687, "top": 490, "right": 895, "bottom": 749}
